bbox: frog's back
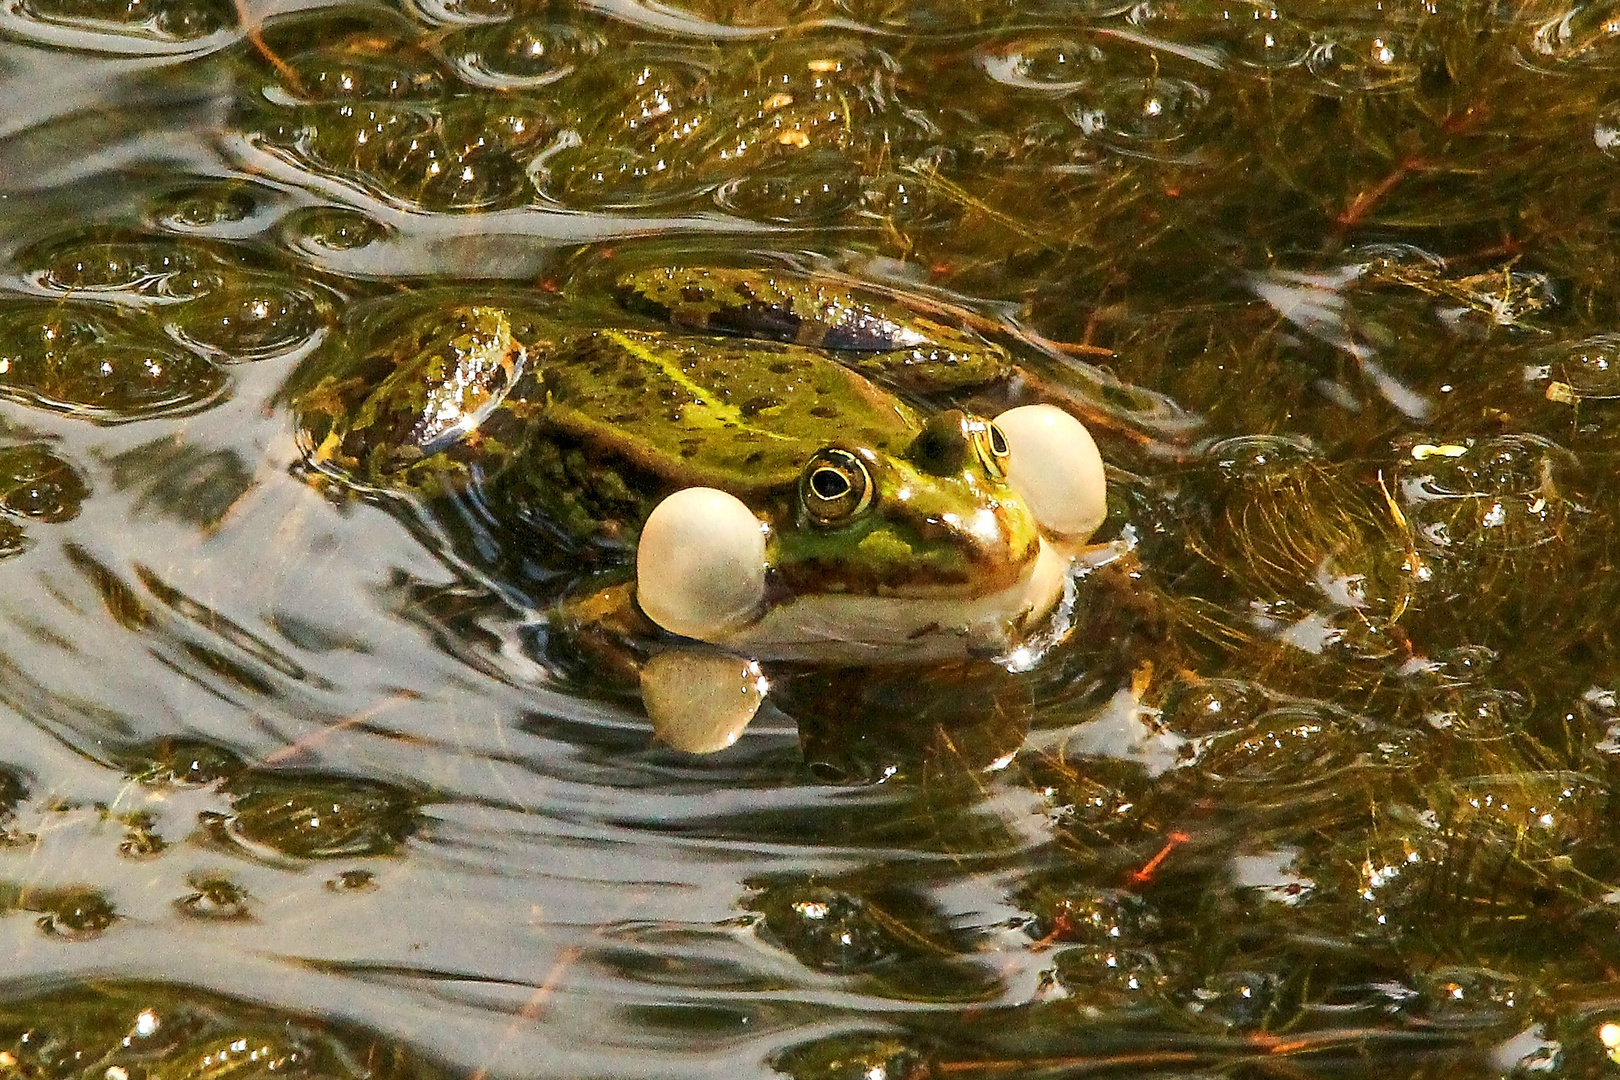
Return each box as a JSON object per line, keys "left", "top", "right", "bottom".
{"left": 539, "top": 329, "right": 921, "bottom": 493}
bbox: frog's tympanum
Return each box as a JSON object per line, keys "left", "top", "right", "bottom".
{"left": 291, "top": 268, "right": 1107, "bottom": 752}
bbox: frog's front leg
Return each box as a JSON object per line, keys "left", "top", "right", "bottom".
{"left": 846, "top": 331, "right": 1014, "bottom": 393}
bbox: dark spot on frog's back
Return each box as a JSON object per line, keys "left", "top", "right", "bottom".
{"left": 617, "top": 373, "right": 646, "bottom": 390}
{"left": 706, "top": 302, "right": 807, "bottom": 346}
{"left": 810, "top": 405, "right": 838, "bottom": 418}
{"left": 740, "top": 395, "right": 781, "bottom": 418}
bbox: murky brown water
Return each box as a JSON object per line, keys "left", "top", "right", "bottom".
{"left": 7, "top": 0, "right": 1620, "bottom": 1077}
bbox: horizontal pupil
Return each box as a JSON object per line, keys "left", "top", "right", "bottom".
{"left": 810, "top": 468, "right": 851, "bottom": 500}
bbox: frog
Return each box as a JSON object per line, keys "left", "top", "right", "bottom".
{"left": 289, "top": 266, "right": 1109, "bottom": 753}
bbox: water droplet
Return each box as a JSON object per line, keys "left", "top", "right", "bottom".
{"left": 281, "top": 51, "right": 446, "bottom": 103}
{"left": 1216, "top": 9, "right": 1311, "bottom": 69}
{"left": 1066, "top": 76, "right": 1210, "bottom": 158}
{"left": 396, "top": 138, "right": 531, "bottom": 211}
{"left": 29, "top": 886, "right": 117, "bottom": 939}
{"left": 1551, "top": 333, "right": 1620, "bottom": 398}
{"left": 176, "top": 871, "right": 253, "bottom": 920}
{"left": 148, "top": 182, "right": 261, "bottom": 232}
{"left": 280, "top": 207, "right": 392, "bottom": 253}
{"left": 0, "top": 444, "right": 87, "bottom": 522}
{"left": 167, "top": 279, "right": 327, "bottom": 362}
{"left": 1305, "top": 29, "right": 1424, "bottom": 91}
{"left": 444, "top": 19, "right": 601, "bottom": 89}
{"left": 221, "top": 773, "right": 418, "bottom": 859}
{"left": 977, "top": 36, "right": 1102, "bottom": 92}
{"left": 3, "top": 0, "right": 234, "bottom": 50}
{"left": 712, "top": 157, "right": 861, "bottom": 222}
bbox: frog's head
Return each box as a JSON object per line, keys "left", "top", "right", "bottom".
{"left": 636, "top": 404, "right": 1105, "bottom": 663}
{"left": 773, "top": 409, "right": 1041, "bottom": 599}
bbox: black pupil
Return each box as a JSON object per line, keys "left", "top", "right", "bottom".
{"left": 990, "top": 425, "right": 1009, "bottom": 456}
{"left": 810, "top": 467, "right": 851, "bottom": 500}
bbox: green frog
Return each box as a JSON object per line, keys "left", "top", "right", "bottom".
{"left": 290, "top": 267, "right": 1108, "bottom": 752}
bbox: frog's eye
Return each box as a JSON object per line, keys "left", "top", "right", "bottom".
{"left": 974, "top": 419, "right": 1012, "bottom": 478}
{"left": 801, "top": 448, "right": 873, "bottom": 525}
{"left": 989, "top": 422, "right": 1010, "bottom": 458}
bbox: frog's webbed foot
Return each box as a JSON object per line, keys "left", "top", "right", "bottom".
{"left": 641, "top": 649, "right": 768, "bottom": 754}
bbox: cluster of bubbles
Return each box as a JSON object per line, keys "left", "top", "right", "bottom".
{"left": 0, "top": 0, "right": 234, "bottom": 52}
{"left": 0, "top": 441, "right": 85, "bottom": 557}
{"left": 0, "top": 984, "right": 444, "bottom": 1079}
{"left": 0, "top": 229, "right": 330, "bottom": 424}
{"left": 0, "top": 738, "right": 417, "bottom": 942}
{"left": 197, "top": 0, "right": 1620, "bottom": 237}
{"left": 202, "top": 0, "right": 1457, "bottom": 226}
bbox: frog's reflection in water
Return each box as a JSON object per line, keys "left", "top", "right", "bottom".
{"left": 777, "top": 663, "right": 1033, "bottom": 785}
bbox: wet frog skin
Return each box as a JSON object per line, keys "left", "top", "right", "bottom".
{"left": 612, "top": 266, "right": 1014, "bottom": 392}
{"left": 291, "top": 267, "right": 1107, "bottom": 750}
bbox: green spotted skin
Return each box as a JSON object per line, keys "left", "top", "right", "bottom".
{"left": 301, "top": 305, "right": 527, "bottom": 481}
{"left": 613, "top": 266, "right": 1014, "bottom": 392}
{"left": 541, "top": 329, "right": 917, "bottom": 493}
{"left": 293, "top": 270, "right": 1043, "bottom": 597}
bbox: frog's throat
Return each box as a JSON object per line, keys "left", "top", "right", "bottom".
{"left": 708, "top": 536, "right": 1074, "bottom": 664}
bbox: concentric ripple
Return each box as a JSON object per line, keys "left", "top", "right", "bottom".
{"left": 0, "top": 0, "right": 234, "bottom": 53}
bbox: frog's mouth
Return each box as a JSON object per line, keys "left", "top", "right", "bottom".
{"left": 717, "top": 535, "right": 1074, "bottom": 664}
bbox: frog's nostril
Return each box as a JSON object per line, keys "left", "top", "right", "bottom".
{"left": 907, "top": 409, "right": 971, "bottom": 475}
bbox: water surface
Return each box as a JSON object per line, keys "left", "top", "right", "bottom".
{"left": 2, "top": 1, "right": 1620, "bottom": 1077}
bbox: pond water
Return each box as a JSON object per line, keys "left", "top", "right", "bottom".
{"left": 4, "top": 0, "right": 1620, "bottom": 1076}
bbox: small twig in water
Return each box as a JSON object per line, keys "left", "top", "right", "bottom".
{"left": 469, "top": 947, "right": 585, "bottom": 1080}
{"left": 258, "top": 690, "right": 422, "bottom": 766}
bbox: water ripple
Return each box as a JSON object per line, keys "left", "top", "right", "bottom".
{"left": 0, "top": 0, "right": 235, "bottom": 54}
